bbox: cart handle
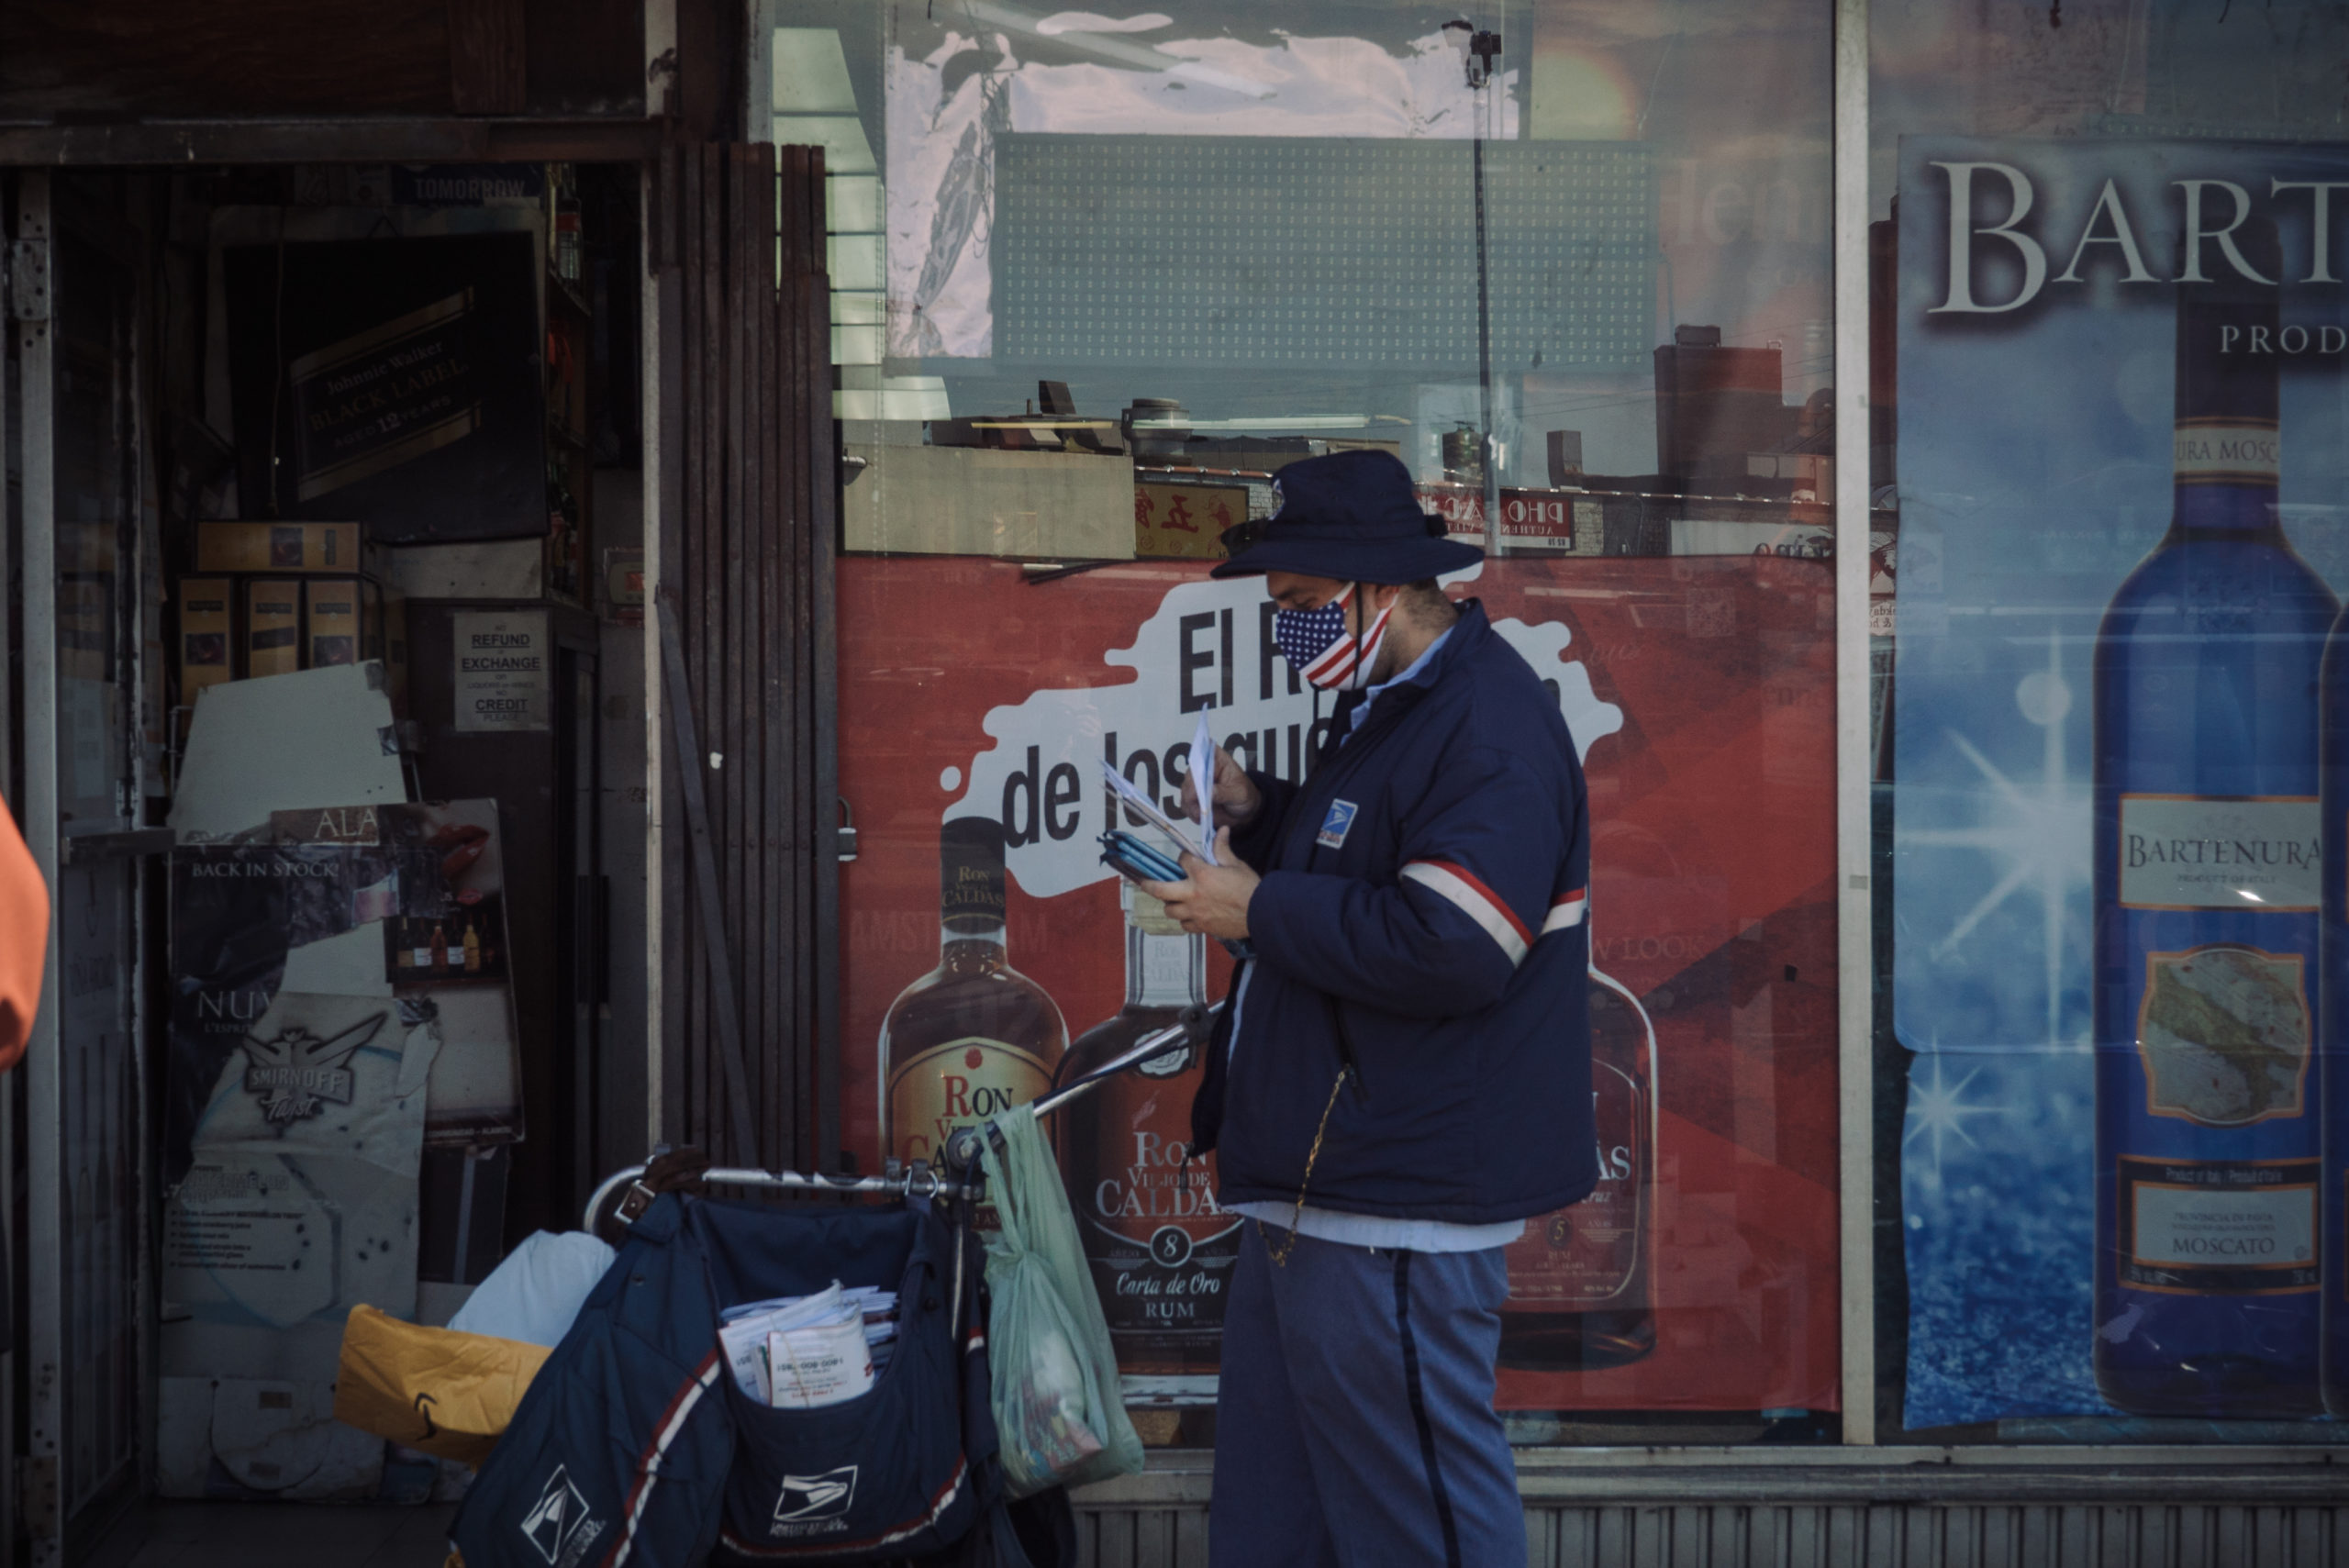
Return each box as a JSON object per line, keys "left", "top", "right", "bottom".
{"left": 581, "top": 1002, "right": 1221, "bottom": 1231}
{"left": 942, "top": 1001, "right": 1220, "bottom": 1179}
{"left": 582, "top": 1162, "right": 974, "bottom": 1232}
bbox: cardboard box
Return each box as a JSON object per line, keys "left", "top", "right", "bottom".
{"left": 178, "top": 577, "right": 234, "bottom": 705}
{"left": 841, "top": 445, "right": 1137, "bottom": 559}
{"left": 303, "top": 579, "right": 362, "bottom": 669}
{"left": 362, "top": 581, "right": 386, "bottom": 664}
{"left": 196, "top": 521, "right": 364, "bottom": 574}
{"left": 382, "top": 589, "right": 409, "bottom": 712}
{"left": 244, "top": 580, "right": 302, "bottom": 677}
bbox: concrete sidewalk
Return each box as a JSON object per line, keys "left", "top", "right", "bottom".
{"left": 96, "top": 1504, "right": 458, "bottom": 1568}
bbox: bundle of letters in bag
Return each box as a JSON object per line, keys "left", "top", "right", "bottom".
{"left": 719, "top": 1281, "right": 898, "bottom": 1407}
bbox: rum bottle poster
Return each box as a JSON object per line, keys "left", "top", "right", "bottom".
{"left": 838, "top": 552, "right": 1838, "bottom": 1412}
{"left": 1892, "top": 137, "right": 2349, "bottom": 1427}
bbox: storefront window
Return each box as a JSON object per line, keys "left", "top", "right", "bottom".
{"left": 1876, "top": 0, "right": 2349, "bottom": 1439}
{"left": 789, "top": 0, "right": 1840, "bottom": 1442}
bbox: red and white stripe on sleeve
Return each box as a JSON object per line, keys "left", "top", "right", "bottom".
{"left": 1541, "top": 888, "right": 1586, "bottom": 934}
{"left": 1400, "top": 860, "right": 1532, "bottom": 967}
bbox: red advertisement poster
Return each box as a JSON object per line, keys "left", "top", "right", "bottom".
{"left": 838, "top": 552, "right": 1837, "bottom": 1411}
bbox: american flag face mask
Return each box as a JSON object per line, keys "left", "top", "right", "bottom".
{"left": 1273, "top": 583, "right": 1393, "bottom": 693}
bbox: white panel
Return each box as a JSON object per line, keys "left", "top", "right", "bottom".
{"left": 168, "top": 663, "right": 405, "bottom": 842}
{"left": 826, "top": 173, "right": 883, "bottom": 233}
{"left": 774, "top": 114, "right": 876, "bottom": 173}
{"left": 831, "top": 290, "right": 886, "bottom": 325}
{"left": 826, "top": 231, "right": 885, "bottom": 289}
{"left": 773, "top": 27, "right": 858, "bottom": 112}
{"left": 385, "top": 537, "right": 548, "bottom": 600}
{"left": 832, "top": 323, "right": 885, "bottom": 366}
{"left": 834, "top": 384, "right": 952, "bottom": 423}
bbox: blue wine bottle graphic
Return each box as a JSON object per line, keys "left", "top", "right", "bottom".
{"left": 2094, "top": 244, "right": 2331, "bottom": 1418}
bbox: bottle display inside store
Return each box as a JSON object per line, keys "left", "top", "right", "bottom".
{"left": 545, "top": 462, "right": 584, "bottom": 604}
{"left": 463, "top": 917, "right": 482, "bottom": 974}
{"left": 1055, "top": 884, "right": 1237, "bottom": 1381}
{"left": 881, "top": 817, "right": 1067, "bottom": 1171}
{"left": 2093, "top": 241, "right": 2331, "bottom": 1418}
{"left": 429, "top": 922, "right": 449, "bottom": 973}
{"left": 1497, "top": 968, "right": 1656, "bottom": 1371}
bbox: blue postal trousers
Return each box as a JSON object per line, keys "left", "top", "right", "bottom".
{"left": 1210, "top": 1221, "right": 1527, "bottom": 1568}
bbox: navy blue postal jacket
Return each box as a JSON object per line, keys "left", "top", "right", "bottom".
{"left": 1191, "top": 599, "right": 1598, "bottom": 1226}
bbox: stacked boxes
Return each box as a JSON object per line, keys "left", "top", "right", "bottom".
{"left": 195, "top": 520, "right": 367, "bottom": 574}
{"left": 178, "top": 580, "right": 234, "bottom": 705}
{"left": 243, "top": 580, "right": 302, "bottom": 676}
{"left": 302, "top": 579, "right": 385, "bottom": 669}
{"left": 176, "top": 523, "right": 407, "bottom": 713}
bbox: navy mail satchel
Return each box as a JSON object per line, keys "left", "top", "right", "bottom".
{"left": 452, "top": 1193, "right": 1013, "bottom": 1568}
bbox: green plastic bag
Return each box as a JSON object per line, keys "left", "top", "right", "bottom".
{"left": 978, "top": 1105, "right": 1145, "bottom": 1496}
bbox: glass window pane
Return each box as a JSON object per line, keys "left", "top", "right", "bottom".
{"left": 795, "top": 0, "right": 1836, "bottom": 1441}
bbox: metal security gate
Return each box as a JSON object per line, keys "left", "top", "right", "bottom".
{"left": 650, "top": 142, "right": 840, "bottom": 1174}
{"left": 8, "top": 170, "right": 155, "bottom": 1565}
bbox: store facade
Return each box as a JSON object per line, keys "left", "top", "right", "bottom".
{"left": 796, "top": 0, "right": 2349, "bottom": 1560}
{"left": 6, "top": 0, "right": 2349, "bottom": 1563}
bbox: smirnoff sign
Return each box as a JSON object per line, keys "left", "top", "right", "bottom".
{"left": 1926, "top": 146, "right": 2349, "bottom": 318}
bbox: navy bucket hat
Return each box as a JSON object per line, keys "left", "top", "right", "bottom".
{"left": 1211, "top": 449, "right": 1485, "bottom": 583}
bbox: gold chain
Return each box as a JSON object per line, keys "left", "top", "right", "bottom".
{"left": 1260, "top": 1066, "right": 1351, "bottom": 1267}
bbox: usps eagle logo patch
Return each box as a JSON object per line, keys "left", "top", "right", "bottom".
{"left": 772, "top": 1465, "right": 859, "bottom": 1537}
{"left": 521, "top": 1466, "right": 599, "bottom": 1565}
{"left": 1317, "top": 799, "right": 1359, "bottom": 849}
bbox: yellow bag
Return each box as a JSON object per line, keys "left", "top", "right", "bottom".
{"left": 333, "top": 1304, "right": 551, "bottom": 1466}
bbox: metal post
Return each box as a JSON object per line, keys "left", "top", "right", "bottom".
{"left": 14, "top": 170, "right": 64, "bottom": 1567}
{"left": 125, "top": 185, "right": 160, "bottom": 1518}
{"left": 1831, "top": 0, "right": 1877, "bottom": 1448}
{"left": 0, "top": 166, "right": 17, "bottom": 1568}
{"left": 638, "top": 6, "right": 673, "bottom": 1152}
{"left": 1473, "top": 113, "right": 1500, "bottom": 559}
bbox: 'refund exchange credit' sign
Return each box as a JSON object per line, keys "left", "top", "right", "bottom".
{"left": 454, "top": 610, "right": 550, "bottom": 732}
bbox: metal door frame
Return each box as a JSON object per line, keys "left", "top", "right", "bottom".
{"left": 555, "top": 633, "right": 604, "bottom": 1212}
{"left": 1831, "top": 0, "right": 1876, "bottom": 1448}
{"left": 12, "top": 167, "right": 155, "bottom": 1565}
{"left": 16, "top": 163, "right": 65, "bottom": 1567}
{"left": 1, "top": 162, "right": 18, "bottom": 1568}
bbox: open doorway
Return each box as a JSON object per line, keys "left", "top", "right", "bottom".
{"left": 5, "top": 160, "right": 653, "bottom": 1527}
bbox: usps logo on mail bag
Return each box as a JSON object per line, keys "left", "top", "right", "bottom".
{"left": 1318, "top": 799, "right": 1359, "bottom": 849}
{"left": 521, "top": 1465, "right": 602, "bottom": 1566}
{"left": 774, "top": 1464, "right": 859, "bottom": 1534}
